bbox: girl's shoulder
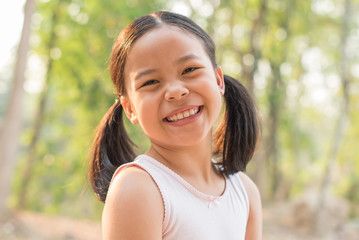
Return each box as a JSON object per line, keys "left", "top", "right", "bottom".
{"left": 237, "top": 172, "right": 262, "bottom": 240}
{"left": 108, "top": 165, "right": 163, "bottom": 204}
{"left": 103, "top": 165, "right": 164, "bottom": 239}
{"left": 237, "top": 172, "right": 261, "bottom": 202}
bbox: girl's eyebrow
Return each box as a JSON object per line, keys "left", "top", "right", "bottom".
{"left": 175, "top": 54, "right": 200, "bottom": 65}
{"left": 135, "top": 69, "right": 157, "bottom": 81}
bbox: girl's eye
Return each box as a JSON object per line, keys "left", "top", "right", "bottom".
{"left": 142, "top": 80, "right": 159, "bottom": 87}
{"left": 182, "top": 67, "right": 198, "bottom": 75}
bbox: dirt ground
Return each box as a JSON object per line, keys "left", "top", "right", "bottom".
{"left": 1, "top": 202, "right": 358, "bottom": 240}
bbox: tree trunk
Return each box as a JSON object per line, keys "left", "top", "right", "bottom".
{"left": 315, "top": 0, "right": 351, "bottom": 234}
{"left": 16, "top": 0, "right": 61, "bottom": 209}
{"left": 0, "top": 0, "right": 36, "bottom": 221}
{"left": 260, "top": 0, "right": 295, "bottom": 200}
{"left": 271, "top": 0, "right": 296, "bottom": 200}
{"left": 267, "top": 64, "right": 282, "bottom": 197}
{"left": 231, "top": 0, "right": 267, "bottom": 96}
{"left": 246, "top": 0, "right": 267, "bottom": 95}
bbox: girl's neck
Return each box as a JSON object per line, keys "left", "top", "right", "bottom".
{"left": 145, "top": 131, "right": 221, "bottom": 185}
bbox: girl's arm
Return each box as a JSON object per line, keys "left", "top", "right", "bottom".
{"left": 238, "top": 172, "right": 263, "bottom": 240}
{"left": 102, "top": 167, "right": 164, "bottom": 240}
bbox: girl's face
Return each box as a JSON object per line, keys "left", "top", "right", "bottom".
{"left": 121, "top": 25, "right": 224, "bottom": 149}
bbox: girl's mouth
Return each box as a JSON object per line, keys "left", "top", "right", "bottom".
{"left": 164, "top": 106, "right": 202, "bottom": 122}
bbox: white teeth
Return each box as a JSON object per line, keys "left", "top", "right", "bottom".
{"left": 167, "top": 107, "right": 200, "bottom": 122}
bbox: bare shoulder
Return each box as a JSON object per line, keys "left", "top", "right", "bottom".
{"left": 237, "top": 172, "right": 261, "bottom": 201}
{"left": 106, "top": 166, "right": 162, "bottom": 203}
{"left": 102, "top": 166, "right": 163, "bottom": 240}
{"left": 238, "top": 172, "right": 262, "bottom": 240}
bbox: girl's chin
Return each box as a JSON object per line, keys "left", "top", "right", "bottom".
{"left": 150, "top": 131, "right": 212, "bottom": 149}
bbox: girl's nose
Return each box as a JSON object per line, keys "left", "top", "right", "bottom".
{"left": 165, "top": 83, "right": 189, "bottom": 101}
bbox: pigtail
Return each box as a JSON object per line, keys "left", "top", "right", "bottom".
{"left": 213, "top": 75, "right": 259, "bottom": 175}
{"left": 89, "top": 102, "right": 136, "bottom": 202}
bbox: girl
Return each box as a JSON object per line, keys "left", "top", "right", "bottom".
{"left": 89, "top": 11, "right": 262, "bottom": 240}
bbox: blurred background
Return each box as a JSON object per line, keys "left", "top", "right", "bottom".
{"left": 0, "top": 0, "right": 358, "bottom": 239}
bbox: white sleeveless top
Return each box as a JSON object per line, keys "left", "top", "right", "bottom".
{"left": 112, "top": 154, "right": 249, "bottom": 240}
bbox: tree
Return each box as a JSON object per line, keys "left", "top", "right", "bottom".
{"left": 0, "top": 0, "right": 36, "bottom": 220}
{"left": 17, "top": 0, "right": 62, "bottom": 209}
{"left": 316, "top": 0, "right": 352, "bottom": 234}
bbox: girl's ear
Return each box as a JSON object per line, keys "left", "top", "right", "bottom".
{"left": 215, "top": 66, "right": 225, "bottom": 96}
{"left": 120, "top": 96, "right": 138, "bottom": 124}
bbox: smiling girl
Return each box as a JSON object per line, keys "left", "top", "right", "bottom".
{"left": 89, "top": 11, "right": 262, "bottom": 240}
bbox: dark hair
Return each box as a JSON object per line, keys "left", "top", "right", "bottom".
{"left": 89, "top": 11, "right": 260, "bottom": 202}
{"left": 213, "top": 75, "right": 259, "bottom": 174}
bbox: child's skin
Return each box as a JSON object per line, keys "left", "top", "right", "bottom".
{"left": 102, "top": 25, "right": 262, "bottom": 240}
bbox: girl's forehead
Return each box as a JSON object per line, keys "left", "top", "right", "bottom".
{"left": 129, "top": 25, "right": 204, "bottom": 54}
{"left": 126, "top": 25, "right": 208, "bottom": 67}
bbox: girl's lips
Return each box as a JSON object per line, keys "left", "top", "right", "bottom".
{"left": 163, "top": 106, "right": 203, "bottom": 123}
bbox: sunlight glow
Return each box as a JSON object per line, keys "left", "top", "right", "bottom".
{"left": 275, "top": 28, "right": 287, "bottom": 41}
{"left": 280, "top": 62, "right": 292, "bottom": 76}
{"left": 189, "top": 0, "right": 202, "bottom": 8}
{"left": 311, "top": 0, "right": 343, "bottom": 18}
{"left": 0, "top": 0, "right": 26, "bottom": 72}
{"left": 300, "top": 47, "right": 340, "bottom": 116}
{"left": 351, "top": 64, "right": 359, "bottom": 78}
{"left": 171, "top": 1, "right": 191, "bottom": 17}
{"left": 24, "top": 53, "right": 46, "bottom": 94}
{"left": 198, "top": 2, "right": 214, "bottom": 18}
